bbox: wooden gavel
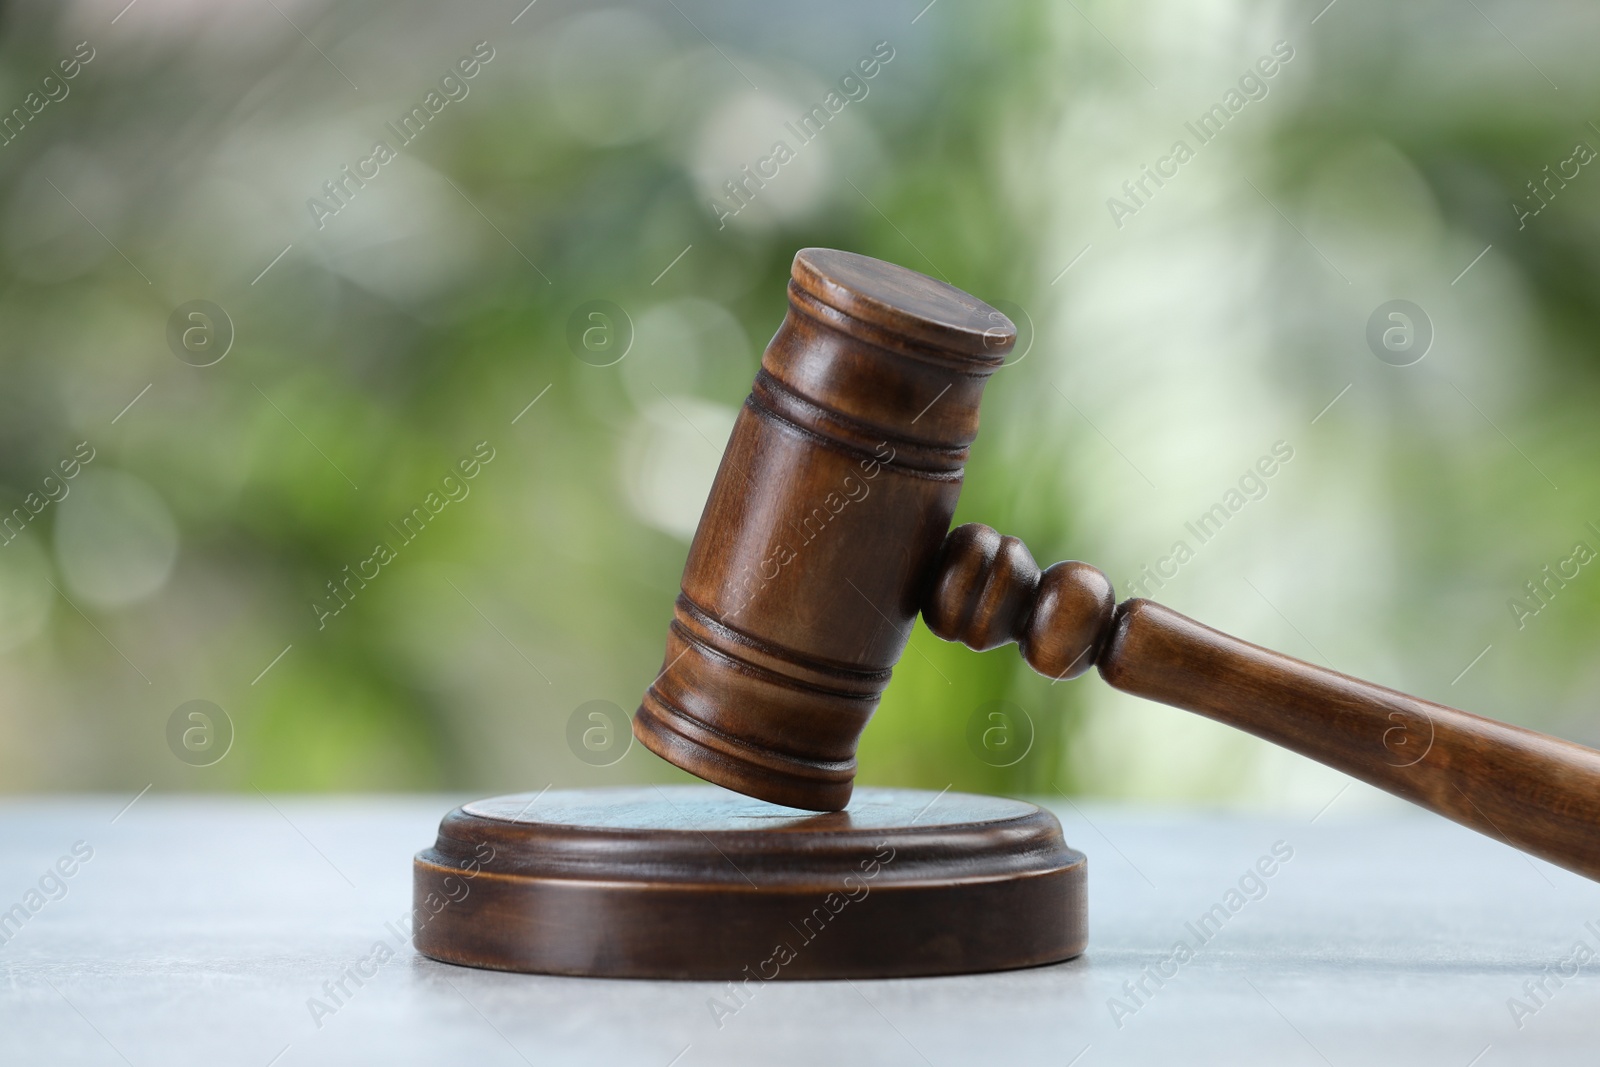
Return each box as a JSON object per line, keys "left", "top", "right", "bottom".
{"left": 633, "top": 248, "right": 1600, "bottom": 882}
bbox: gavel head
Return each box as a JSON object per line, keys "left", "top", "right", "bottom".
{"left": 632, "top": 248, "right": 1015, "bottom": 811}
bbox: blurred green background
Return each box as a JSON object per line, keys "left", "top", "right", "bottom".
{"left": 0, "top": 0, "right": 1596, "bottom": 811}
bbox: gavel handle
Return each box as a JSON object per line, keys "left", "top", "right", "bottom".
{"left": 925, "top": 524, "right": 1600, "bottom": 882}
{"left": 1103, "top": 599, "right": 1600, "bottom": 880}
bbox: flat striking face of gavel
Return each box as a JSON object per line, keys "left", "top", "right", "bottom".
{"left": 634, "top": 247, "right": 1600, "bottom": 882}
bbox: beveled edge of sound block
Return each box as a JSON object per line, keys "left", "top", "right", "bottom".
{"left": 413, "top": 785, "right": 1087, "bottom": 980}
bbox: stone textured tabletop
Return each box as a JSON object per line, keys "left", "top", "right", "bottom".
{"left": 1, "top": 791, "right": 1595, "bottom": 1065}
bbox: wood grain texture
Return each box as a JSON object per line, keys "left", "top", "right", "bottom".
{"left": 926, "top": 522, "right": 1115, "bottom": 679}
{"left": 1100, "top": 599, "right": 1600, "bottom": 881}
{"left": 413, "top": 786, "right": 1086, "bottom": 979}
{"left": 633, "top": 250, "right": 1014, "bottom": 812}
{"left": 931, "top": 522, "right": 1600, "bottom": 882}
{"left": 628, "top": 247, "right": 1600, "bottom": 883}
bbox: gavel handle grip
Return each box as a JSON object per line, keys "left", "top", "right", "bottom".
{"left": 924, "top": 523, "right": 1600, "bottom": 881}
{"left": 1101, "top": 599, "right": 1600, "bottom": 881}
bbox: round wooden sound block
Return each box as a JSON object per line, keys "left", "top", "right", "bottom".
{"left": 413, "top": 785, "right": 1086, "bottom": 979}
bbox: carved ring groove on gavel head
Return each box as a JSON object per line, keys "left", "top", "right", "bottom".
{"left": 632, "top": 248, "right": 1014, "bottom": 811}
{"left": 636, "top": 249, "right": 1600, "bottom": 886}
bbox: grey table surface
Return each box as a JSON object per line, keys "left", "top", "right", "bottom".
{"left": 1, "top": 789, "right": 1596, "bottom": 1066}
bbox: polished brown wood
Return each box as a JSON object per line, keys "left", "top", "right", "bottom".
{"left": 413, "top": 786, "right": 1086, "bottom": 978}
{"left": 930, "top": 522, "right": 1600, "bottom": 882}
{"left": 633, "top": 248, "right": 1600, "bottom": 883}
{"left": 926, "top": 522, "right": 1115, "bottom": 680}
{"left": 633, "top": 248, "right": 1015, "bottom": 811}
